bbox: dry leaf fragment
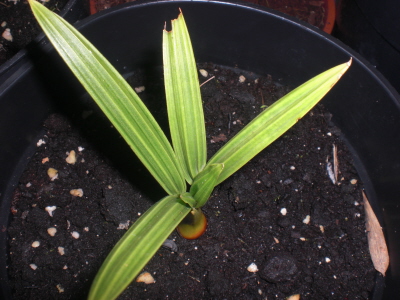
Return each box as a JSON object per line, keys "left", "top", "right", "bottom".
{"left": 363, "top": 191, "right": 389, "bottom": 276}
{"left": 210, "top": 133, "right": 227, "bottom": 143}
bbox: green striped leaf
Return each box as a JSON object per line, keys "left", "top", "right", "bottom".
{"left": 163, "top": 12, "right": 207, "bottom": 184}
{"left": 29, "top": 0, "right": 186, "bottom": 195}
{"left": 88, "top": 195, "right": 191, "bottom": 300}
{"left": 190, "top": 163, "right": 224, "bottom": 208}
{"left": 207, "top": 60, "right": 352, "bottom": 184}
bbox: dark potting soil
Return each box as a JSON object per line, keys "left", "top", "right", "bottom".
{"left": 0, "top": 0, "right": 68, "bottom": 65}
{"left": 7, "top": 63, "right": 376, "bottom": 299}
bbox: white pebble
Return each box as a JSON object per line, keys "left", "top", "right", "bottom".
{"left": 47, "top": 227, "right": 57, "bottom": 237}
{"left": 56, "top": 284, "right": 64, "bottom": 293}
{"left": 300, "top": 237, "right": 306, "bottom": 241}
{"left": 58, "top": 247, "right": 65, "bottom": 255}
{"left": 290, "top": 166, "right": 295, "bottom": 170}
{"left": 136, "top": 272, "right": 155, "bottom": 284}
{"left": 26, "top": 182, "right": 32, "bottom": 187}
{"left": 117, "top": 220, "right": 130, "bottom": 230}
{"left": 302, "top": 215, "right": 310, "bottom": 224}
{"left": 71, "top": 231, "right": 80, "bottom": 239}
{"left": 239, "top": 75, "right": 246, "bottom": 83}
{"left": 247, "top": 262, "right": 259, "bottom": 273}
{"left": 280, "top": 208, "right": 287, "bottom": 216}
{"left": 70, "top": 189, "right": 83, "bottom": 197}
{"left": 37, "top": 139, "right": 46, "bottom": 147}
{"left": 45, "top": 206, "right": 57, "bottom": 217}
{"left": 354, "top": 201, "right": 359, "bottom": 206}
{"left": 84, "top": 227, "right": 89, "bottom": 232}
{"left": 63, "top": 265, "right": 68, "bottom": 270}
{"left": 350, "top": 179, "right": 358, "bottom": 185}
{"left": 1, "top": 21, "right": 6, "bottom": 27}
{"left": 325, "top": 257, "right": 331, "bottom": 263}
{"left": 319, "top": 225, "right": 325, "bottom": 233}
{"left": 2, "top": 28, "right": 12, "bottom": 42}
{"left": 29, "top": 264, "right": 37, "bottom": 270}
{"left": 31, "top": 241, "right": 40, "bottom": 248}
{"left": 134, "top": 86, "right": 145, "bottom": 93}
{"left": 199, "top": 69, "right": 208, "bottom": 77}
{"left": 78, "top": 146, "right": 85, "bottom": 152}
{"left": 65, "top": 150, "right": 77, "bottom": 164}
{"left": 47, "top": 168, "right": 58, "bottom": 181}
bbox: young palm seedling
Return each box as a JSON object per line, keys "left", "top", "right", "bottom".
{"left": 29, "top": 1, "right": 351, "bottom": 299}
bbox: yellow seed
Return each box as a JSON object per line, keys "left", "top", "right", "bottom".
{"left": 65, "top": 150, "right": 77, "bottom": 164}
{"left": 70, "top": 189, "right": 83, "bottom": 197}
{"left": 47, "top": 168, "right": 58, "bottom": 181}
{"left": 136, "top": 272, "right": 155, "bottom": 284}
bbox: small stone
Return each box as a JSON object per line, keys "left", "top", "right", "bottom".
{"left": 65, "top": 150, "right": 77, "bottom": 164}
{"left": 29, "top": 264, "right": 37, "bottom": 270}
{"left": 199, "top": 69, "right": 208, "bottom": 77}
{"left": 302, "top": 215, "right": 310, "bottom": 224}
{"left": 247, "top": 262, "right": 259, "bottom": 273}
{"left": 58, "top": 247, "right": 65, "bottom": 255}
{"left": 78, "top": 146, "right": 85, "bottom": 152}
{"left": 287, "top": 294, "right": 301, "bottom": 300}
{"left": 280, "top": 208, "right": 287, "bottom": 216}
{"left": 136, "top": 272, "right": 155, "bottom": 284}
{"left": 84, "top": 227, "right": 89, "bottom": 232}
{"left": 325, "top": 257, "right": 331, "bottom": 263}
{"left": 45, "top": 206, "right": 57, "bottom": 217}
{"left": 63, "top": 265, "right": 68, "bottom": 270}
{"left": 350, "top": 178, "right": 358, "bottom": 185}
{"left": 70, "top": 189, "right": 83, "bottom": 197}
{"left": 319, "top": 225, "right": 325, "bottom": 233}
{"left": 71, "top": 231, "right": 80, "bottom": 239}
{"left": 56, "top": 284, "right": 64, "bottom": 293}
{"left": 37, "top": 139, "right": 46, "bottom": 147}
{"left": 239, "top": 75, "right": 246, "bottom": 83}
{"left": 2, "top": 28, "right": 12, "bottom": 42}
{"left": 31, "top": 241, "right": 40, "bottom": 248}
{"left": 26, "top": 182, "right": 32, "bottom": 187}
{"left": 117, "top": 221, "right": 130, "bottom": 230}
{"left": 134, "top": 86, "right": 145, "bottom": 93}
{"left": 42, "top": 157, "right": 49, "bottom": 164}
{"left": 47, "top": 168, "right": 58, "bottom": 181}
{"left": 47, "top": 227, "right": 57, "bottom": 237}
{"left": 1, "top": 21, "right": 6, "bottom": 27}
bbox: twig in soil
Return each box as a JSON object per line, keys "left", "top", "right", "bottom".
{"left": 200, "top": 75, "right": 215, "bottom": 87}
{"left": 228, "top": 113, "right": 231, "bottom": 135}
{"left": 188, "top": 275, "right": 201, "bottom": 282}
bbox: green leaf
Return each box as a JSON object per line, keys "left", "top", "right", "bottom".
{"left": 28, "top": 0, "right": 186, "bottom": 195}
{"left": 207, "top": 59, "right": 352, "bottom": 184}
{"left": 88, "top": 195, "right": 191, "bottom": 300}
{"left": 163, "top": 12, "right": 207, "bottom": 184}
{"left": 190, "top": 163, "right": 224, "bottom": 208}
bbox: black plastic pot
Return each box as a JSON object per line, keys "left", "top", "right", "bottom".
{"left": 1, "top": 0, "right": 399, "bottom": 298}
{"left": 334, "top": 0, "right": 400, "bottom": 93}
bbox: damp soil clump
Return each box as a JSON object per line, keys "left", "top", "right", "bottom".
{"left": 7, "top": 63, "right": 376, "bottom": 299}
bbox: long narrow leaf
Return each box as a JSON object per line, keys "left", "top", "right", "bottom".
{"left": 207, "top": 59, "right": 352, "bottom": 184}
{"left": 88, "top": 195, "right": 191, "bottom": 300}
{"left": 190, "top": 163, "right": 224, "bottom": 208}
{"left": 163, "top": 12, "right": 207, "bottom": 183}
{"left": 29, "top": 0, "right": 186, "bottom": 195}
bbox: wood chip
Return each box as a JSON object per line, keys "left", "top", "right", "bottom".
{"left": 363, "top": 191, "right": 389, "bottom": 276}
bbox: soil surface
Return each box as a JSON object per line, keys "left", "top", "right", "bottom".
{"left": 7, "top": 63, "right": 376, "bottom": 299}
{"left": 0, "top": 0, "right": 68, "bottom": 65}
{"left": 90, "top": 0, "right": 328, "bottom": 31}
